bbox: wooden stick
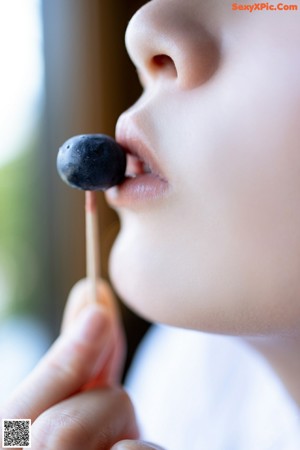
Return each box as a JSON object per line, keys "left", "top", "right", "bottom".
{"left": 85, "top": 191, "right": 100, "bottom": 303}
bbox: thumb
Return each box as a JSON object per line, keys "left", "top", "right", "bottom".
{"left": 111, "top": 440, "right": 166, "bottom": 450}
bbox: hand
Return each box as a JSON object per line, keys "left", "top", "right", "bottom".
{"left": 0, "top": 279, "right": 139, "bottom": 449}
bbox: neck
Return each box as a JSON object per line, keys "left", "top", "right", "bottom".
{"left": 246, "top": 332, "right": 300, "bottom": 408}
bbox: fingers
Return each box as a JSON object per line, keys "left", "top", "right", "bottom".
{"left": 111, "top": 440, "right": 165, "bottom": 450}
{"left": 31, "top": 387, "right": 139, "bottom": 450}
{"left": 1, "top": 301, "right": 113, "bottom": 422}
{"left": 62, "top": 279, "right": 126, "bottom": 384}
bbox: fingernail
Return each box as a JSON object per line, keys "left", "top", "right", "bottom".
{"left": 111, "top": 441, "right": 164, "bottom": 450}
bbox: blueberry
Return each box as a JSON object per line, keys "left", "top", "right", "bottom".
{"left": 57, "top": 134, "right": 126, "bottom": 190}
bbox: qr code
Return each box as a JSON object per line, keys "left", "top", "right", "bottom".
{"left": 2, "top": 419, "right": 31, "bottom": 448}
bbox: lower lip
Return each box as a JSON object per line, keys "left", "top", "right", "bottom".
{"left": 105, "top": 173, "right": 170, "bottom": 208}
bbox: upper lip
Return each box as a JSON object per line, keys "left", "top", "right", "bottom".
{"left": 115, "top": 115, "right": 167, "bottom": 182}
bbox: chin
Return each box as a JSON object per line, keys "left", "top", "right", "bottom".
{"left": 109, "top": 230, "right": 235, "bottom": 333}
{"left": 108, "top": 216, "right": 294, "bottom": 336}
{"left": 108, "top": 230, "right": 165, "bottom": 324}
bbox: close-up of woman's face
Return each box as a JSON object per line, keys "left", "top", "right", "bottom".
{"left": 106, "top": 0, "right": 300, "bottom": 336}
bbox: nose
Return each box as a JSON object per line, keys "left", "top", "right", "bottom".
{"left": 125, "top": 1, "right": 220, "bottom": 90}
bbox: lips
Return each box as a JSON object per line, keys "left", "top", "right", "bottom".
{"left": 105, "top": 117, "right": 170, "bottom": 207}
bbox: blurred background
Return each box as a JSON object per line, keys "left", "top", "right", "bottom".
{"left": 0, "top": 0, "right": 149, "bottom": 403}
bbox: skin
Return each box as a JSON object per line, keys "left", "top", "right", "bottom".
{"left": 110, "top": 0, "right": 300, "bottom": 335}
{"left": 0, "top": 280, "right": 140, "bottom": 450}
{"left": 1, "top": 1, "right": 300, "bottom": 448}
{"left": 107, "top": 0, "right": 300, "bottom": 404}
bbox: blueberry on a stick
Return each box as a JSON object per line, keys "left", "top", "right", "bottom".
{"left": 57, "top": 134, "right": 126, "bottom": 190}
{"left": 56, "top": 134, "right": 126, "bottom": 304}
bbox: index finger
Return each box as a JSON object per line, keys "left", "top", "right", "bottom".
{"left": 0, "top": 300, "right": 112, "bottom": 422}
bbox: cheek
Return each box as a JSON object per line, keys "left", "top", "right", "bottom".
{"left": 195, "top": 81, "right": 300, "bottom": 332}
{"left": 215, "top": 72, "right": 300, "bottom": 266}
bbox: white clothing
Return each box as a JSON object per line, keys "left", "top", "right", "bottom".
{"left": 126, "top": 325, "right": 300, "bottom": 450}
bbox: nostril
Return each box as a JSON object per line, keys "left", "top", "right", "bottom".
{"left": 150, "top": 54, "right": 178, "bottom": 78}
{"left": 152, "top": 54, "right": 173, "bottom": 68}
